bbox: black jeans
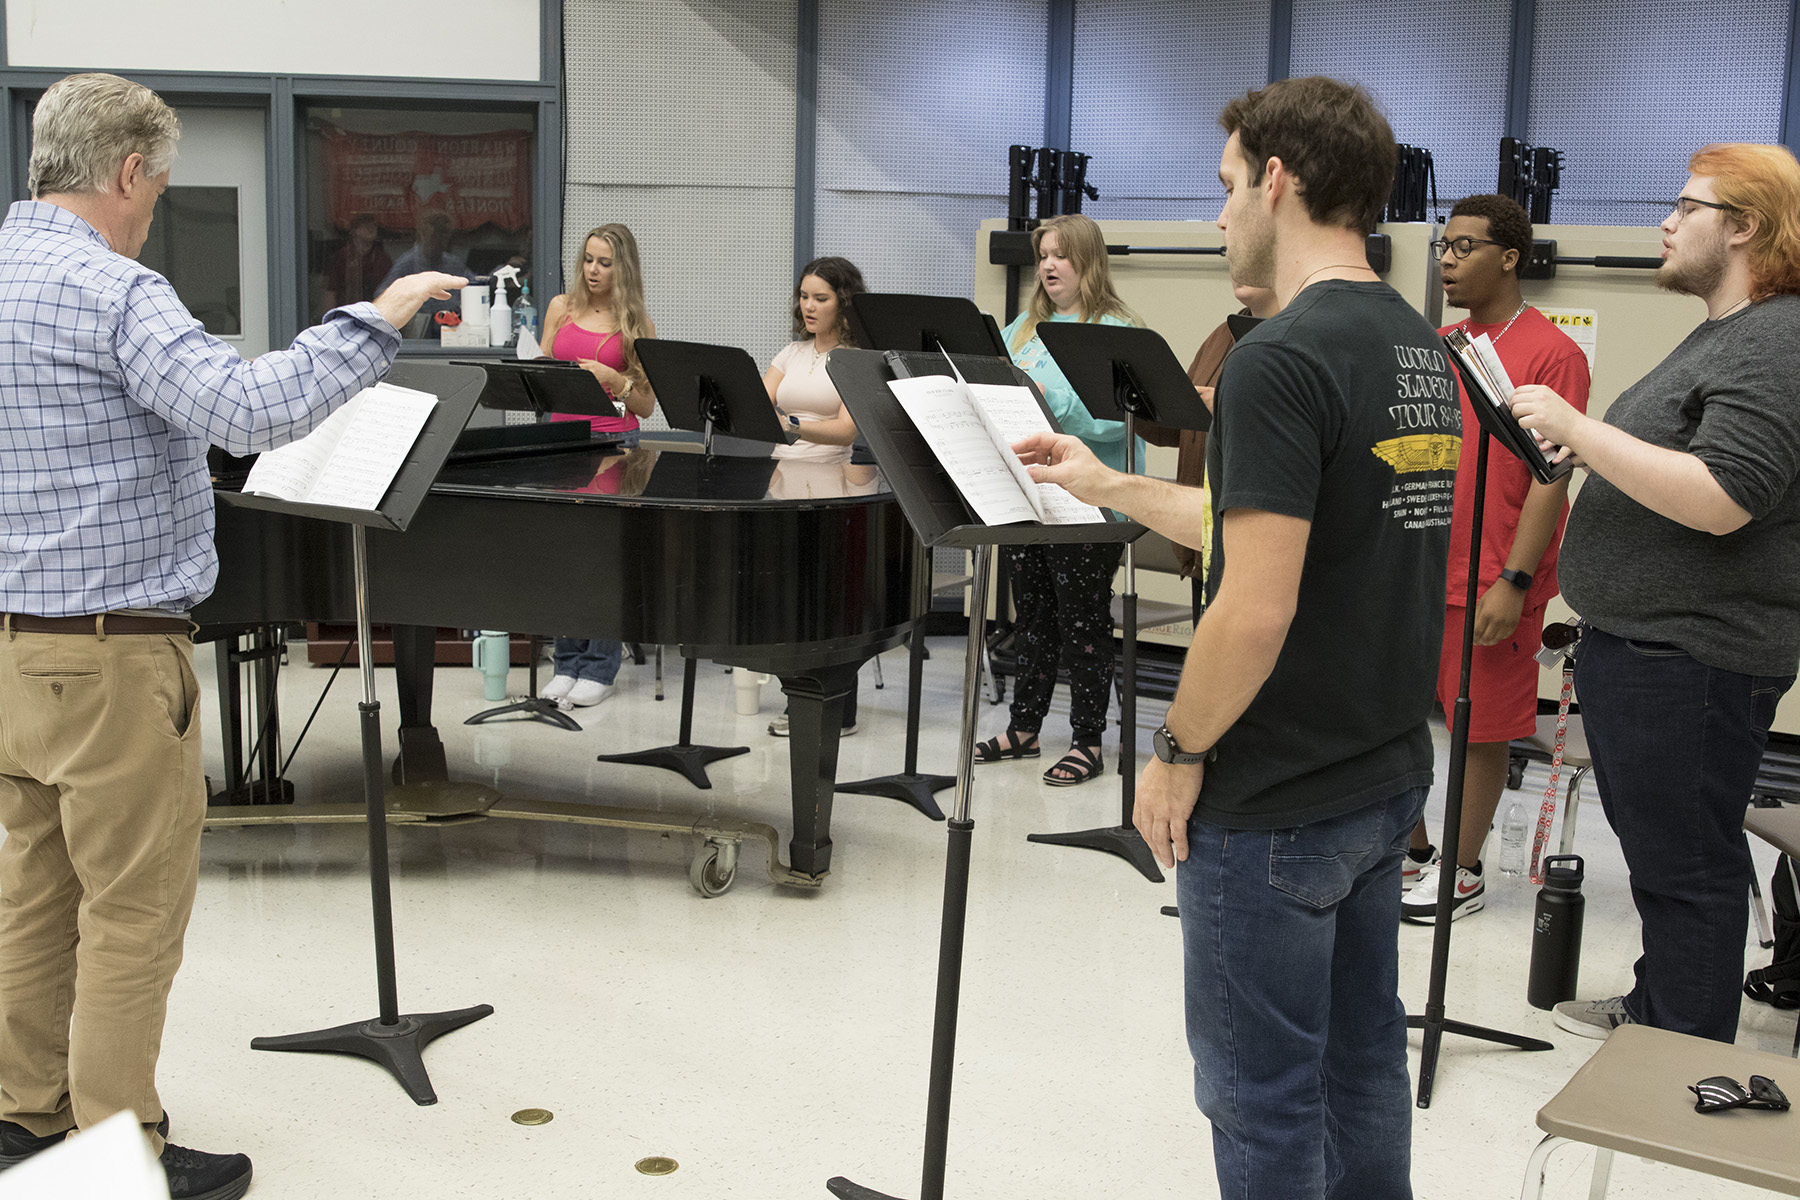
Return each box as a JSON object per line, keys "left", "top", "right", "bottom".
{"left": 1574, "top": 626, "right": 1794, "bottom": 1041}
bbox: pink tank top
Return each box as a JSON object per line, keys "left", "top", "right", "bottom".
{"left": 551, "top": 320, "right": 638, "bottom": 434}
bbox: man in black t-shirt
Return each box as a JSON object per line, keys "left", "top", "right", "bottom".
{"left": 1016, "top": 77, "right": 1455, "bottom": 1200}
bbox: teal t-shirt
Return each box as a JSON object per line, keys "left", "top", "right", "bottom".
{"left": 1001, "top": 310, "right": 1146, "bottom": 474}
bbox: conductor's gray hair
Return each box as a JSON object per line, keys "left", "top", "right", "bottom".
{"left": 28, "top": 73, "right": 180, "bottom": 197}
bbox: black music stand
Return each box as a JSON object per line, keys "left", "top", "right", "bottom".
{"left": 833, "top": 304, "right": 1018, "bottom": 819}
{"left": 846, "top": 293, "right": 1010, "bottom": 358}
{"left": 591, "top": 339, "right": 800, "bottom": 788}
{"left": 231, "top": 361, "right": 494, "bottom": 1106}
{"left": 824, "top": 348, "right": 1140, "bottom": 1200}
{"left": 452, "top": 358, "right": 628, "bottom": 731}
{"left": 1405, "top": 342, "right": 1558, "bottom": 1106}
{"left": 1027, "top": 322, "right": 1212, "bottom": 884}
{"left": 449, "top": 357, "right": 619, "bottom": 420}
{"left": 636, "top": 338, "right": 794, "bottom": 456}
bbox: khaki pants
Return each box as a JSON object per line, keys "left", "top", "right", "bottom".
{"left": 0, "top": 628, "right": 203, "bottom": 1152}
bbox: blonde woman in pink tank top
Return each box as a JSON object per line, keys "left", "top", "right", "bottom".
{"left": 535, "top": 224, "right": 658, "bottom": 707}
{"left": 540, "top": 223, "right": 657, "bottom": 442}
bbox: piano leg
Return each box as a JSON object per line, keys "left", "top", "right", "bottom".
{"left": 779, "top": 663, "right": 859, "bottom": 879}
{"left": 391, "top": 623, "right": 449, "bottom": 785}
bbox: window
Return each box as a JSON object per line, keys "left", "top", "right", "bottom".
{"left": 138, "top": 185, "right": 243, "bottom": 337}
{"left": 304, "top": 104, "right": 535, "bottom": 342}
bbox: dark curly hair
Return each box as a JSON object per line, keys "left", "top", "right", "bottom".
{"left": 1219, "top": 76, "right": 1397, "bottom": 235}
{"left": 1448, "top": 193, "right": 1533, "bottom": 263}
{"left": 791, "top": 256, "right": 867, "bottom": 344}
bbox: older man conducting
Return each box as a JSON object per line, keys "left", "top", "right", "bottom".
{"left": 0, "top": 73, "right": 461, "bottom": 1200}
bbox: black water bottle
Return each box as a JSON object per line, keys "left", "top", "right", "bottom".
{"left": 1528, "top": 854, "right": 1586, "bottom": 1010}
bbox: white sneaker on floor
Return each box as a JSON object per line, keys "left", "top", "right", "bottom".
{"left": 1401, "top": 846, "right": 1438, "bottom": 890}
{"left": 540, "top": 674, "right": 576, "bottom": 701}
{"left": 1553, "top": 996, "right": 1634, "bottom": 1040}
{"left": 1401, "top": 862, "right": 1485, "bottom": 923}
{"left": 566, "top": 680, "right": 614, "bottom": 707}
{"left": 768, "top": 713, "right": 790, "bottom": 737}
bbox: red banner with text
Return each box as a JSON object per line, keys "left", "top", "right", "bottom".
{"left": 321, "top": 125, "right": 531, "bottom": 233}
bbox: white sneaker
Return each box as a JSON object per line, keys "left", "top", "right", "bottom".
{"left": 540, "top": 674, "right": 576, "bottom": 701}
{"left": 1401, "top": 845, "right": 1438, "bottom": 890}
{"left": 1401, "top": 861, "right": 1485, "bottom": 923}
{"left": 566, "top": 680, "right": 614, "bottom": 707}
{"left": 768, "top": 713, "right": 790, "bottom": 737}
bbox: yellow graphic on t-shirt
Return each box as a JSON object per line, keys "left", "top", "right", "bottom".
{"left": 1371, "top": 433, "right": 1461, "bottom": 474}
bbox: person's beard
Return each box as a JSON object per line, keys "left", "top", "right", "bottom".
{"left": 1657, "top": 220, "right": 1729, "bottom": 299}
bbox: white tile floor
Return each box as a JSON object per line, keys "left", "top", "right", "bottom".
{"left": 140, "top": 638, "right": 1799, "bottom": 1198}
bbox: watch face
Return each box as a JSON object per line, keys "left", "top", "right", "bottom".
{"left": 1154, "top": 726, "right": 1176, "bottom": 762}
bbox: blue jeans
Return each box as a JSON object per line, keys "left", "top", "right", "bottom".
{"left": 1177, "top": 787, "right": 1426, "bottom": 1200}
{"left": 1573, "top": 626, "right": 1793, "bottom": 1041}
{"left": 553, "top": 638, "right": 622, "bottom": 685}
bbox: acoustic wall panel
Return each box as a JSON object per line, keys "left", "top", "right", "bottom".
{"left": 1071, "top": 0, "right": 1272, "bottom": 223}
{"left": 564, "top": 1, "right": 798, "bottom": 396}
{"left": 817, "top": 0, "right": 1047, "bottom": 300}
{"left": 1527, "top": 0, "right": 1791, "bottom": 226}
{"left": 566, "top": 0, "right": 797, "bottom": 188}
{"left": 1291, "top": 0, "right": 1511, "bottom": 215}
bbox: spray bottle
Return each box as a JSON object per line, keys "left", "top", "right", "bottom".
{"left": 489, "top": 265, "right": 521, "bottom": 347}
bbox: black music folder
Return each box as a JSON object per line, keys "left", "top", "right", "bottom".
{"left": 1443, "top": 329, "right": 1574, "bottom": 484}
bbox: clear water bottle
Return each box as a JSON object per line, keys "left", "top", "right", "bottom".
{"left": 1499, "top": 799, "right": 1531, "bottom": 877}
{"left": 514, "top": 282, "right": 538, "bottom": 342}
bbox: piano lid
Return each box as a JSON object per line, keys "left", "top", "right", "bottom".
{"left": 429, "top": 441, "right": 890, "bottom": 508}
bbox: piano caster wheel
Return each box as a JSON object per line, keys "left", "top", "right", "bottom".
{"left": 689, "top": 837, "right": 740, "bottom": 898}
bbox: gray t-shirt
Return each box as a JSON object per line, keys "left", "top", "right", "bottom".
{"left": 1560, "top": 293, "right": 1800, "bottom": 676}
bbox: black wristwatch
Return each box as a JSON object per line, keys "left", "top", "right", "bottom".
{"left": 1154, "top": 723, "right": 1210, "bottom": 766}
{"left": 1498, "top": 568, "right": 1533, "bottom": 591}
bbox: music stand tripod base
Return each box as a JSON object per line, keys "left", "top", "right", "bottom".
{"left": 836, "top": 772, "right": 955, "bottom": 821}
{"left": 465, "top": 696, "right": 582, "bottom": 731}
{"left": 594, "top": 655, "right": 748, "bottom": 789}
{"left": 1026, "top": 824, "right": 1163, "bottom": 882}
{"left": 251, "top": 1005, "right": 495, "bottom": 1106}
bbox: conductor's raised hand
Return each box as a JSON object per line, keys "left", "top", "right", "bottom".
{"left": 1012, "top": 431, "right": 1114, "bottom": 505}
{"left": 1509, "top": 384, "right": 1586, "bottom": 461}
{"left": 372, "top": 271, "right": 469, "bottom": 333}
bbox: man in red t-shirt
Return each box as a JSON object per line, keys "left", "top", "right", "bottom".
{"left": 1401, "top": 193, "right": 1591, "bottom": 922}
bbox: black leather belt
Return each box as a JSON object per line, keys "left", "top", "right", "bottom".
{"left": 3, "top": 613, "right": 193, "bottom": 636}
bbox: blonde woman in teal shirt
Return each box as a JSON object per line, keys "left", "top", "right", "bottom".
{"left": 978, "top": 214, "right": 1141, "bottom": 785}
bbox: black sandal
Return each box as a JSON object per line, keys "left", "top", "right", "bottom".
{"left": 1044, "top": 741, "right": 1103, "bottom": 786}
{"left": 975, "top": 728, "right": 1040, "bottom": 763}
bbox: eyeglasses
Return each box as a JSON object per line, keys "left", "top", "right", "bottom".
{"left": 1670, "top": 195, "right": 1740, "bottom": 222}
{"left": 1688, "top": 1074, "right": 1790, "bottom": 1113}
{"left": 1430, "top": 236, "right": 1504, "bottom": 259}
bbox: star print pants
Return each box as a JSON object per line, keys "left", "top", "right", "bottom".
{"left": 1003, "top": 541, "right": 1123, "bottom": 743}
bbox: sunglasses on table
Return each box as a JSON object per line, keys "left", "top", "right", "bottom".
{"left": 1688, "top": 1074, "right": 1790, "bottom": 1113}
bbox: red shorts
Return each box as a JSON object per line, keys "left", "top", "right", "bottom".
{"left": 1436, "top": 600, "right": 1546, "bottom": 744}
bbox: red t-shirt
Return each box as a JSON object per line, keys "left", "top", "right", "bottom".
{"left": 1441, "top": 307, "right": 1591, "bottom": 610}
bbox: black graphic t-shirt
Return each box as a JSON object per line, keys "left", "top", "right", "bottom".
{"left": 1198, "top": 280, "right": 1459, "bottom": 829}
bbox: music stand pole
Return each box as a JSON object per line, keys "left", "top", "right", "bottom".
{"left": 252, "top": 524, "right": 493, "bottom": 1104}
{"left": 1025, "top": 389, "right": 1162, "bottom": 882}
{"left": 839, "top": 539, "right": 956, "bottom": 820}
{"left": 1406, "top": 428, "right": 1551, "bottom": 1106}
{"left": 828, "top": 546, "right": 992, "bottom": 1200}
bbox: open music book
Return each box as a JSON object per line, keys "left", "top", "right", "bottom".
{"left": 887, "top": 374, "right": 1106, "bottom": 527}
{"left": 243, "top": 381, "right": 440, "bottom": 511}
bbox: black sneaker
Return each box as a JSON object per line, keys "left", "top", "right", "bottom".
{"left": 0, "top": 1109, "right": 169, "bottom": 1173}
{"left": 161, "top": 1141, "right": 252, "bottom": 1200}
{"left": 0, "top": 1120, "right": 69, "bottom": 1171}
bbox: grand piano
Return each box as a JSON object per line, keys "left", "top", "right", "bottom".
{"left": 195, "top": 401, "right": 925, "bottom": 892}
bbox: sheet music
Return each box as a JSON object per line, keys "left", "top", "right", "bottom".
{"left": 965, "top": 383, "right": 1107, "bottom": 525}
{"left": 243, "top": 382, "right": 438, "bottom": 511}
{"left": 888, "top": 375, "right": 1040, "bottom": 527}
